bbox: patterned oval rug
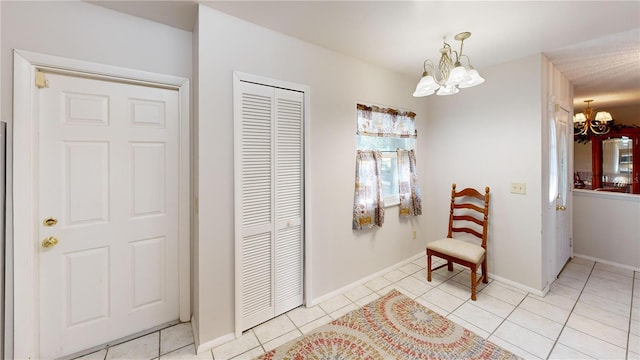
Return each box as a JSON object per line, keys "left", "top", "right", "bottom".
{"left": 255, "top": 289, "right": 520, "bottom": 359}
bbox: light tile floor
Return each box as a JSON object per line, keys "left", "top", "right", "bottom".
{"left": 76, "top": 256, "right": 639, "bottom": 360}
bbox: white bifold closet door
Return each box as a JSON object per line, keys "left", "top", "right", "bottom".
{"left": 235, "top": 80, "right": 304, "bottom": 332}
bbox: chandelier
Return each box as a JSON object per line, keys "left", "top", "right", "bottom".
{"left": 573, "top": 99, "right": 613, "bottom": 136}
{"left": 412, "top": 32, "right": 485, "bottom": 97}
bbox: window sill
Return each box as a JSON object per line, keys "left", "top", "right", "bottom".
{"left": 384, "top": 195, "right": 400, "bottom": 208}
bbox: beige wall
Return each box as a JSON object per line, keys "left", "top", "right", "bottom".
{"left": 425, "top": 54, "right": 545, "bottom": 290}
{"left": 609, "top": 104, "right": 640, "bottom": 126}
{"left": 194, "top": 5, "right": 430, "bottom": 347}
{"left": 573, "top": 190, "right": 640, "bottom": 268}
{"left": 424, "top": 54, "right": 572, "bottom": 292}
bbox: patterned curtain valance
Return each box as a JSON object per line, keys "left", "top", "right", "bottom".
{"left": 357, "top": 103, "right": 417, "bottom": 138}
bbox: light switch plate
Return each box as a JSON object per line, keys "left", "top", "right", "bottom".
{"left": 511, "top": 182, "right": 526, "bottom": 194}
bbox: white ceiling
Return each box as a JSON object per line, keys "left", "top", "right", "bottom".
{"left": 90, "top": 1, "right": 640, "bottom": 111}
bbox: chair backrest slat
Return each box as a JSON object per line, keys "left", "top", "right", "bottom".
{"left": 455, "top": 187, "right": 485, "bottom": 200}
{"left": 446, "top": 183, "right": 490, "bottom": 248}
{"left": 452, "top": 214, "right": 484, "bottom": 226}
{"left": 451, "top": 227, "right": 483, "bottom": 239}
{"left": 453, "top": 203, "right": 485, "bottom": 213}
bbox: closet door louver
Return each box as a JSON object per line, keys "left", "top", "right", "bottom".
{"left": 237, "top": 83, "right": 275, "bottom": 330}
{"left": 235, "top": 81, "right": 304, "bottom": 332}
{"left": 274, "top": 89, "right": 304, "bottom": 315}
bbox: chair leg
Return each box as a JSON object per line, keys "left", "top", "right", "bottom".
{"left": 427, "top": 251, "right": 432, "bottom": 282}
{"left": 447, "top": 261, "right": 453, "bottom": 271}
{"left": 470, "top": 266, "right": 477, "bottom": 301}
{"left": 481, "top": 259, "right": 488, "bottom": 283}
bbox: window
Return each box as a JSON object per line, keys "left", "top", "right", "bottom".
{"left": 356, "top": 104, "right": 416, "bottom": 206}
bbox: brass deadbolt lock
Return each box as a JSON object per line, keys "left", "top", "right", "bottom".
{"left": 43, "top": 217, "right": 58, "bottom": 227}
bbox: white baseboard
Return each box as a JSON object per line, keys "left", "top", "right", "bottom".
{"left": 193, "top": 251, "right": 426, "bottom": 353}
{"left": 488, "top": 273, "right": 547, "bottom": 297}
{"left": 192, "top": 316, "right": 236, "bottom": 355}
{"left": 193, "top": 251, "right": 565, "bottom": 354}
{"left": 307, "top": 251, "right": 424, "bottom": 307}
{"left": 307, "top": 252, "right": 555, "bottom": 305}
{"left": 573, "top": 253, "right": 640, "bottom": 272}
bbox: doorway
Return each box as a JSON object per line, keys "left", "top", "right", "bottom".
{"left": 12, "top": 50, "right": 191, "bottom": 359}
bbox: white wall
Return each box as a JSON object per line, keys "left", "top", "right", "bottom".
{"left": 1, "top": 2, "right": 192, "bottom": 357}
{"left": 424, "top": 54, "right": 544, "bottom": 290}
{"left": 195, "top": 5, "right": 429, "bottom": 346}
{"left": 573, "top": 190, "right": 640, "bottom": 269}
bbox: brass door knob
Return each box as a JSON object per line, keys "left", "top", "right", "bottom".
{"left": 556, "top": 205, "right": 567, "bottom": 211}
{"left": 42, "top": 236, "right": 59, "bottom": 248}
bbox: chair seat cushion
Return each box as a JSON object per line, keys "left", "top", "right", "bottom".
{"left": 426, "top": 238, "right": 485, "bottom": 264}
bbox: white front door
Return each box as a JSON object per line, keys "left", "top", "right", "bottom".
{"left": 551, "top": 106, "right": 572, "bottom": 278}
{"left": 37, "top": 71, "right": 180, "bottom": 359}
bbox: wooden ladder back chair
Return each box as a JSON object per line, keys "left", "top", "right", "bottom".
{"left": 426, "top": 183, "right": 490, "bottom": 300}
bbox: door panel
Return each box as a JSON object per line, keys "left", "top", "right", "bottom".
{"left": 274, "top": 89, "right": 304, "bottom": 316}
{"left": 551, "top": 107, "right": 572, "bottom": 279}
{"left": 236, "top": 81, "right": 304, "bottom": 331}
{"left": 131, "top": 142, "right": 166, "bottom": 216}
{"left": 38, "top": 72, "right": 180, "bottom": 359}
{"left": 238, "top": 83, "right": 275, "bottom": 330}
{"left": 65, "top": 141, "right": 109, "bottom": 225}
{"left": 66, "top": 247, "right": 110, "bottom": 326}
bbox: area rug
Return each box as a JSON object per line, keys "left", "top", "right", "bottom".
{"left": 255, "top": 289, "right": 520, "bottom": 360}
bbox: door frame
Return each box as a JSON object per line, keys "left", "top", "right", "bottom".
{"left": 232, "top": 71, "right": 311, "bottom": 337}
{"left": 12, "top": 49, "right": 191, "bottom": 359}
